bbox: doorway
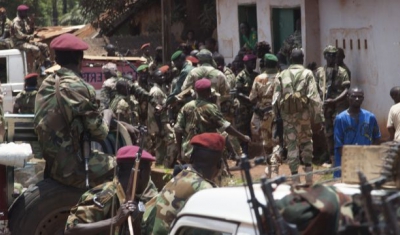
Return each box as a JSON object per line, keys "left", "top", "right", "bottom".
{"left": 271, "top": 7, "right": 301, "bottom": 55}
{"left": 238, "top": 4, "right": 257, "bottom": 50}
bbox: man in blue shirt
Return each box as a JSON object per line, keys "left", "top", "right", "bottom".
{"left": 334, "top": 87, "right": 381, "bottom": 177}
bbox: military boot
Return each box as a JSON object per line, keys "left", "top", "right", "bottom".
{"left": 304, "top": 166, "right": 313, "bottom": 185}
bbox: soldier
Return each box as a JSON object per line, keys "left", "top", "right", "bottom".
{"left": 235, "top": 54, "right": 259, "bottom": 155}
{"left": 175, "top": 78, "right": 250, "bottom": 163}
{"left": 336, "top": 47, "right": 351, "bottom": 81}
{"left": 99, "top": 62, "right": 120, "bottom": 110}
{"left": 273, "top": 48, "right": 323, "bottom": 184}
{"left": 34, "top": 33, "right": 115, "bottom": 188}
{"left": 13, "top": 73, "right": 38, "bottom": 114}
{"left": 137, "top": 64, "right": 150, "bottom": 91}
{"left": 0, "top": 7, "right": 13, "bottom": 49}
{"left": 142, "top": 133, "right": 225, "bottom": 235}
{"left": 181, "top": 49, "right": 230, "bottom": 103}
{"left": 65, "top": 145, "right": 158, "bottom": 235}
{"left": 249, "top": 54, "right": 279, "bottom": 167}
{"left": 279, "top": 19, "right": 302, "bottom": 64}
{"left": 11, "top": 5, "right": 51, "bottom": 70}
{"left": 109, "top": 80, "right": 137, "bottom": 125}
{"left": 140, "top": 43, "right": 153, "bottom": 65}
{"left": 315, "top": 45, "right": 350, "bottom": 168}
{"left": 148, "top": 66, "right": 176, "bottom": 167}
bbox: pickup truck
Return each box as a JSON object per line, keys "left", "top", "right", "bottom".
{"left": 0, "top": 48, "right": 144, "bottom": 113}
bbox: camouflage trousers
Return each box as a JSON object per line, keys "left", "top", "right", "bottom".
{"left": 222, "top": 115, "right": 243, "bottom": 156}
{"left": 282, "top": 111, "right": 313, "bottom": 173}
{"left": 250, "top": 110, "right": 276, "bottom": 154}
{"left": 324, "top": 104, "right": 348, "bottom": 160}
{"left": 152, "top": 123, "right": 177, "bottom": 168}
{"left": 0, "top": 38, "right": 13, "bottom": 49}
{"left": 16, "top": 41, "right": 50, "bottom": 67}
{"left": 235, "top": 104, "right": 252, "bottom": 154}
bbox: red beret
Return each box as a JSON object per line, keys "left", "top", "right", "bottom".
{"left": 159, "top": 65, "right": 169, "bottom": 74}
{"left": 186, "top": 56, "right": 199, "bottom": 64}
{"left": 116, "top": 146, "right": 155, "bottom": 162}
{"left": 50, "top": 33, "right": 89, "bottom": 51}
{"left": 194, "top": 78, "right": 211, "bottom": 91}
{"left": 25, "top": 73, "right": 38, "bottom": 80}
{"left": 190, "top": 133, "right": 225, "bottom": 152}
{"left": 243, "top": 54, "right": 257, "bottom": 62}
{"left": 141, "top": 43, "right": 150, "bottom": 50}
{"left": 17, "top": 5, "right": 29, "bottom": 11}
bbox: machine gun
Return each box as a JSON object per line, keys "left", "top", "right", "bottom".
{"left": 261, "top": 176, "right": 298, "bottom": 235}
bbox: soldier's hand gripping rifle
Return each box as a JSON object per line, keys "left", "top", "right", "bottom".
{"left": 261, "top": 176, "right": 298, "bottom": 235}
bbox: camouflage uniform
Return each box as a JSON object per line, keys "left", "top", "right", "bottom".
{"left": 148, "top": 83, "right": 176, "bottom": 166}
{"left": 249, "top": 69, "right": 278, "bottom": 153}
{"left": 109, "top": 94, "right": 138, "bottom": 124}
{"left": 273, "top": 64, "right": 323, "bottom": 173}
{"left": 0, "top": 17, "right": 13, "bottom": 49}
{"left": 99, "top": 76, "right": 120, "bottom": 111}
{"left": 34, "top": 68, "right": 114, "bottom": 188}
{"left": 315, "top": 66, "right": 350, "bottom": 159}
{"left": 11, "top": 16, "right": 50, "bottom": 66}
{"left": 166, "top": 62, "right": 194, "bottom": 105}
{"left": 13, "top": 89, "right": 37, "bottom": 114}
{"left": 65, "top": 178, "right": 158, "bottom": 235}
{"left": 175, "top": 99, "right": 231, "bottom": 162}
{"left": 142, "top": 167, "right": 217, "bottom": 235}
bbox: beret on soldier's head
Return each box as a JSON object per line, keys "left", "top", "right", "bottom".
{"left": 243, "top": 54, "right": 257, "bottom": 62}
{"left": 137, "top": 64, "right": 149, "bottom": 73}
{"left": 50, "top": 33, "right": 89, "bottom": 51}
{"left": 264, "top": 53, "right": 278, "bottom": 62}
{"left": 186, "top": 56, "right": 199, "bottom": 64}
{"left": 171, "top": 50, "right": 183, "bottom": 61}
{"left": 194, "top": 78, "right": 211, "bottom": 91}
{"left": 102, "top": 62, "right": 117, "bottom": 72}
{"left": 25, "top": 73, "right": 38, "bottom": 80}
{"left": 141, "top": 43, "right": 150, "bottom": 50}
{"left": 190, "top": 133, "right": 225, "bottom": 152}
{"left": 158, "top": 65, "right": 169, "bottom": 74}
{"left": 323, "top": 45, "right": 338, "bottom": 54}
{"left": 196, "top": 49, "right": 213, "bottom": 61}
{"left": 116, "top": 146, "right": 155, "bottom": 162}
{"left": 17, "top": 5, "right": 29, "bottom": 11}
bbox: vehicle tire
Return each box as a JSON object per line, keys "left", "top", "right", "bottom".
{"left": 8, "top": 130, "right": 131, "bottom": 235}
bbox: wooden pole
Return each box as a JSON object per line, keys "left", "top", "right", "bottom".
{"left": 161, "top": 0, "right": 172, "bottom": 65}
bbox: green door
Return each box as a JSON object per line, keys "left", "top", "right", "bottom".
{"left": 272, "top": 8, "right": 301, "bottom": 54}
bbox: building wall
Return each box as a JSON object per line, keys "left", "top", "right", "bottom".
{"left": 319, "top": 0, "right": 400, "bottom": 137}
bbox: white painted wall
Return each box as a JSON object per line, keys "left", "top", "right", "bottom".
{"left": 319, "top": 0, "right": 400, "bottom": 137}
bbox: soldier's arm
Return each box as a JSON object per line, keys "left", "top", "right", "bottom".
{"left": 180, "top": 70, "right": 194, "bottom": 93}
{"left": 219, "top": 72, "right": 230, "bottom": 97}
{"left": 12, "top": 20, "right": 32, "bottom": 40}
{"left": 306, "top": 71, "right": 324, "bottom": 124}
{"left": 99, "top": 86, "right": 111, "bottom": 111}
{"left": 333, "top": 69, "right": 351, "bottom": 103}
{"left": 82, "top": 87, "right": 109, "bottom": 141}
{"left": 130, "top": 83, "right": 158, "bottom": 107}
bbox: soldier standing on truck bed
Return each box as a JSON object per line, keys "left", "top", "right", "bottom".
{"left": 11, "top": 5, "right": 51, "bottom": 70}
{"left": 0, "top": 7, "right": 13, "bottom": 50}
{"left": 34, "top": 33, "right": 116, "bottom": 189}
{"left": 13, "top": 73, "right": 38, "bottom": 114}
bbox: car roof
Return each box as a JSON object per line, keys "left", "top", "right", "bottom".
{"left": 177, "top": 183, "right": 292, "bottom": 225}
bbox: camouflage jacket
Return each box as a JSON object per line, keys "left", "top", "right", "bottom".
{"left": 34, "top": 68, "right": 109, "bottom": 184}
{"left": 11, "top": 16, "right": 34, "bottom": 45}
{"left": 0, "top": 17, "right": 12, "bottom": 37}
{"left": 174, "top": 98, "right": 230, "bottom": 161}
{"left": 273, "top": 64, "right": 323, "bottom": 123}
{"left": 181, "top": 63, "right": 230, "bottom": 98}
{"left": 99, "top": 76, "right": 120, "bottom": 110}
{"left": 148, "top": 84, "right": 168, "bottom": 135}
{"left": 223, "top": 66, "right": 236, "bottom": 89}
{"left": 109, "top": 94, "right": 136, "bottom": 124}
{"left": 249, "top": 69, "right": 278, "bottom": 110}
{"left": 142, "top": 167, "right": 217, "bottom": 235}
{"left": 235, "top": 68, "right": 259, "bottom": 108}
{"left": 66, "top": 178, "right": 158, "bottom": 235}
{"left": 314, "top": 65, "right": 350, "bottom": 109}
{"left": 167, "top": 62, "right": 194, "bottom": 105}
{"left": 13, "top": 89, "right": 37, "bottom": 114}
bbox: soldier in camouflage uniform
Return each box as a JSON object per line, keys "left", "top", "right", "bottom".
{"left": 0, "top": 7, "right": 13, "bottom": 49}
{"left": 141, "top": 133, "right": 224, "bottom": 235}
{"left": 109, "top": 80, "right": 137, "bottom": 125}
{"left": 34, "top": 34, "right": 116, "bottom": 188}
{"left": 148, "top": 66, "right": 177, "bottom": 167}
{"left": 235, "top": 54, "right": 259, "bottom": 155}
{"left": 11, "top": 5, "right": 50, "bottom": 69}
{"left": 65, "top": 146, "right": 158, "bottom": 235}
{"left": 314, "top": 45, "right": 350, "bottom": 168}
{"left": 273, "top": 49, "right": 323, "bottom": 184}
{"left": 250, "top": 54, "right": 279, "bottom": 174}
{"left": 180, "top": 49, "right": 230, "bottom": 104}
{"left": 99, "top": 62, "right": 120, "bottom": 110}
{"left": 175, "top": 79, "right": 250, "bottom": 163}
{"left": 13, "top": 73, "right": 38, "bottom": 114}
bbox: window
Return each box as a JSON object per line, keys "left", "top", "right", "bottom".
{"left": 238, "top": 4, "right": 258, "bottom": 51}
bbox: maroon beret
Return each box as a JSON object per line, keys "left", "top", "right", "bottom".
{"left": 194, "top": 78, "right": 211, "bottom": 91}
{"left": 17, "top": 5, "right": 29, "bottom": 11}
{"left": 243, "top": 54, "right": 257, "bottom": 62}
{"left": 141, "top": 43, "right": 150, "bottom": 50}
{"left": 116, "top": 146, "right": 155, "bottom": 162}
{"left": 190, "top": 133, "right": 225, "bottom": 152}
{"left": 50, "top": 33, "right": 89, "bottom": 51}
{"left": 159, "top": 65, "right": 170, "bottom": 74}
{"left": 25, "top": 73, "right": 38, "bottom": 80}
{"left": 186, "top": 56, "right": 199, "bottom": 64}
